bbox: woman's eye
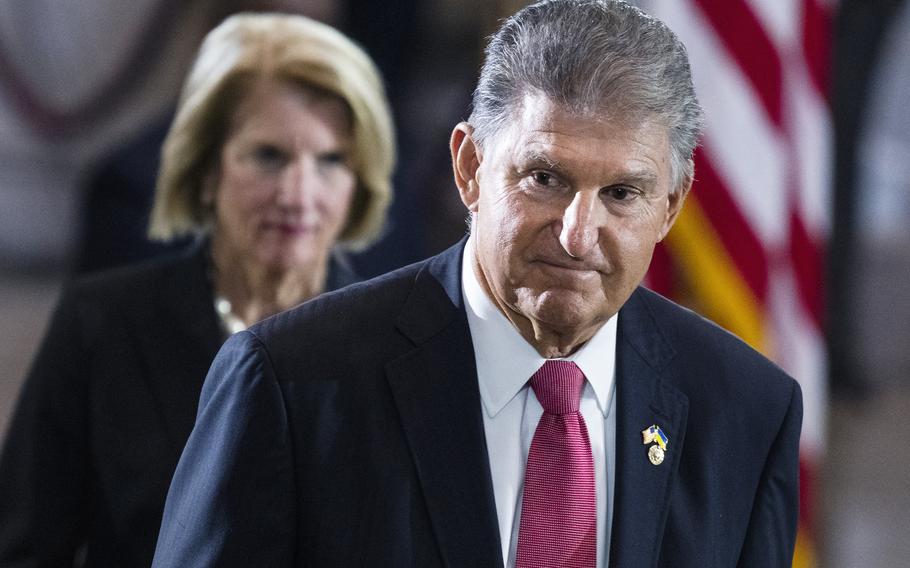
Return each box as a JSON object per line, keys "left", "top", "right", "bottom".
{"left": 251, "top": 145, "right": 287, "bottom": 168}
{"left": 318, "top": 152, "right": 347, "bottom": 167}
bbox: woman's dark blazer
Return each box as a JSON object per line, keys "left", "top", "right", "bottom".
{"left": 0, "top": 241, "right": 357, "bottom": 568}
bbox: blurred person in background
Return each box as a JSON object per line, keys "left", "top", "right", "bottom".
{"left": 0, "top": 12, "right": 395, "bottom": 568}
{"left": 73, "top": 0, "right": 348, "bottom": 274}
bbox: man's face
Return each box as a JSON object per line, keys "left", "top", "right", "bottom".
{"left": 452, "top": 94, "right": 688, "bottom": 354}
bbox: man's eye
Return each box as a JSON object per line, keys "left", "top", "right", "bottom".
{"left": 532, "top": 171, "right": 555, "bottom": 186}
{"left": 606, "top": 186, "right": 636, "bottom": 201}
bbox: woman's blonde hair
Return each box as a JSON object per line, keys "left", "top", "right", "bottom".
{"left": 149, "top": 13, "right": 395, "bottom": 250}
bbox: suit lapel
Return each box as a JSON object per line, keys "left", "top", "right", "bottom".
{"left": 385, "top": 241, "right": 504, "bottom": 567}
{"left": 140, "top": 243, "right": 223, "bottom": 457}
{"left": 609, "top": 289, "right": 689, "bottom": 568}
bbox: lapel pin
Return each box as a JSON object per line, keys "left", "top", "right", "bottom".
{"left": 642, "top": 424, "right": 668, "bottom": 465}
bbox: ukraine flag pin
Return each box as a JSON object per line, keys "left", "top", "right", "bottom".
{"left": 642, "top": 424, "right": 668, "bottom": 465}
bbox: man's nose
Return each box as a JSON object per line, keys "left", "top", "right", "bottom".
{"left": 558, "top": 190, "right": 601, "bottom": 258}
{"left": 277, "top": 159, "right": 317, "bottom": 209}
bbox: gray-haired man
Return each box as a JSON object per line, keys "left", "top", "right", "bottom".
{"left": 154, "top": 1, "right": 801, "bottom": 566}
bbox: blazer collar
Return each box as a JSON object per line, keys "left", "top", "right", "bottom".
{"left": 385, "top": 237, "right": 504, "bottom": 567}
{"left": 609, "top": 288, "right": 689, "bottom": 567}
{"left": 161, "top": 238, "right": 222, "bottom": 347}
{"left": 143, "top": 240, "right": 224, "bottom": 455}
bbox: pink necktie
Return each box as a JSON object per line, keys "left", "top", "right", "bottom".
{"left": 515, "top": 360, "right": 597, "bottom": 568}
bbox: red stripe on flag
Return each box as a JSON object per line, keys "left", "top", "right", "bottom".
{"left": 692, "top": 148, "right": 769, "bottom": 303}
{"left": 799, "top": 458, "right": 816, "bottom": 538}
{"left": 801, "top": 0, "right": 832, "bottom": 98}
{"left": 647, "top": 242, "right": 676, "bottom": 298}
{"left": 693, "top": 0, "right": 784, "bottom": 126}
{"left": 789, "top": 211, "right": 825, "bottom": 328}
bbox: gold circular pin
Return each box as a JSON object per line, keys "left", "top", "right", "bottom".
{"left": 648, "top": 445, "right": 665, "bottom": 465}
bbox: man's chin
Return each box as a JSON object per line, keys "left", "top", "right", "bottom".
{"left": 519, "top": 291, "right": 613, "bottom": 336}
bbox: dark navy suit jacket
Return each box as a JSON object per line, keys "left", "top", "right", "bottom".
{"left": 0, "top": 241, "right": 357, "bottom": 568}
{"left": 153, "top": 240, "right": 801, "bottom": 567}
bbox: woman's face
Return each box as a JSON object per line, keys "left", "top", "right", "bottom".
{"left": 209, "top": 79, "right": 356, "bottom": 273}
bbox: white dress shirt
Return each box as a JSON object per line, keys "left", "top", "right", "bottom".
{"left": 461, "top": 237, "right": 617, "bottom": 568}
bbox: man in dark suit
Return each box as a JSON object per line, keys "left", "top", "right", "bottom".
{"left": 153, "top": 1, "right": 801, "bottom": 566}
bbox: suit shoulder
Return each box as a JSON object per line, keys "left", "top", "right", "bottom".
{"left": 244, "top": 258, "right": 437, "bottom": 384}
{"left": 629, "top": 289, "right": 801, "bottom": 459}
{"left": 49, "top": 244, "right": 209, "bottom": 350}
{"left": 65, "top": 244, "right": 203, "bottom": 306}
{"left": 633, "top": 287, "right": 795, "bottom": 394}
{"left": 251, "top": 257, "right": 429, "bottom": 343}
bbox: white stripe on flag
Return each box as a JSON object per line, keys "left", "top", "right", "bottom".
{"left": 652, "top": 0, "right": 789, "bottom": 247}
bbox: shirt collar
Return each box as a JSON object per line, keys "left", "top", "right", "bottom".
{"left": 462, "top": 235, "right": 617, "bottom": 419}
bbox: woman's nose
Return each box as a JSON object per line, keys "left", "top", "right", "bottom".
{"left": 276, "top": 159, "right": 317, "bottom": 209}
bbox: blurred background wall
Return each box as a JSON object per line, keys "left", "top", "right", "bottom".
{"left": 0, "top": 0, "right": 907, "bottom": 566}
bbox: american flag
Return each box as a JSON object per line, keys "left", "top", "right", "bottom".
{"left": 639, "top": 1, "right": 832, "bottom": 565}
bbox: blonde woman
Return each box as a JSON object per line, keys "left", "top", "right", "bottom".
{"left": 0, "top": 13, "right": 395, "bottom": 567}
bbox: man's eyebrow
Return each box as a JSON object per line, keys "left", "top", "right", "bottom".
{"left": 517, "top": 150, "right": 663, "bottom": 188}
{"left": 518, "top": 150, "right": 562, "bottom": 170}
{"left": 615, "top": 170, "right": 660, "bottom": 186}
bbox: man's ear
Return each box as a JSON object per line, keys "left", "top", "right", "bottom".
{"left": 450, "top": 122, "right": 482, "bottom": 212}
{"left": 657, "top": 173, "right": 692, "bottom": 242}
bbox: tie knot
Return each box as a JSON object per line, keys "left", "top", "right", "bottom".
{"left": 530, "top": 360, "right": 585, "bottom": 415}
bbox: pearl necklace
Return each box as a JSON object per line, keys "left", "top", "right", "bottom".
{"left": 214, "top": 296, "right": 247, "bottom": 335}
